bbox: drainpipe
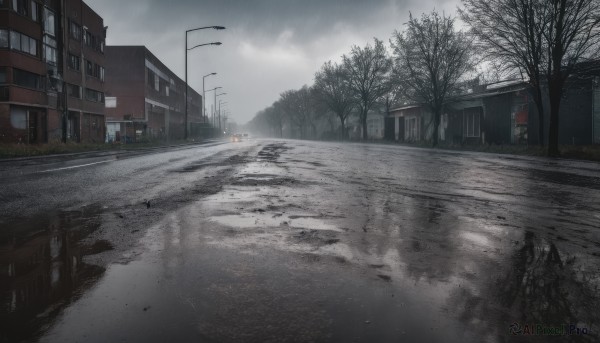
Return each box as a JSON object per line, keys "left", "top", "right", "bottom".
{"left": 62, "top": 0, "right": 68, "bottom": 144}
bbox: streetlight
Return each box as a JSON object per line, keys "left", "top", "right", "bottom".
{"left": 216, "top": 92, "right": 227, "bottom": 131}
{"left": 219, "top": 101, "right": 229, "bottom": 132}
{"left": 206, "top": 86, "right": 222, "bottom": 127}
{"left": 203, "top": 72, "right": 216, "bottom": 123}
{"left": 184, "top": 25, "right": 225, "bottom": 140}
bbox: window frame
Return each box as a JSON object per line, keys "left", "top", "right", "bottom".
{"left": 463, "top": 108, "right": 481, "bottom": 138}
{"left": 69, "top": 19, "right": 82, "bottom": 41}
{"left": 68, "top": 53, "right": 80, "bottom": 71}
{"left": 13, "top": 67, "right": 45, "bottom": 90}
{"left": 43, "top": 7, "right": 55, "bottom": 36}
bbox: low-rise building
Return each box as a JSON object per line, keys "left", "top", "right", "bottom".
{"left": 104, "top": 46, "right": 202, "bottom": 142}
{"left": 0, "top": 0, "right": 106, "bottom": 144}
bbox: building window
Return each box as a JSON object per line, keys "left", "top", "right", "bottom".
{"left": 154, "top": 75, "right": 159, "bottom": 91}
{"left": 11, "top": 0, "right": 28, "bottom": 16}
{"left": 10, "top": 106, "right": 27, "bottom": 129}
{"left": 84, "top": 31, "right": 92, "bottom": 47}
{"left": 43, "top": 7, "right": 55, "bottom": 36}
{"left": 9, "top": 31, "right": 20, "bottom": 50}
{"left": 84, "top": 61, "right": 104, "bottom": 79}
{"left": 147, "top": 69, "right": 154, "bottom": 88}
{"left": 463, "top": 108, "right": 481, "bottom": 138}
{"left": 44, "top": 44, "right": 56, "bottom": 64}
{"left": 85, "top": 88, "right": 104, "bottom": 103}
{"left": 0, "top": 67, "right": 6, "bottom": 83}
{"left": 68, "top": 53, "right": 80, "bottom": 71}
{"left": 9, "top": 31, "right": 37, "bottom": 56}
{"left": 67, "top": 83, "right": 81, "bottom": 98}
{"left": 0, "top": 30, "right": 7, "bottom": 48}
{"left": 30, "top": 1, "right": 38, "bottom": 21}
{"left": 13, "top": 68, "right": 44, "bottom": 90}
{"left": 69, "top": 20, "right": 81, "bottom": 40}
{"left": 86, "top": 60, "right": 93, "bottom": 76}
{"left": 0, "top": 0, "right": 8, "bottom": 8}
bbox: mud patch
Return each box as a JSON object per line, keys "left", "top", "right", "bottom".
{"left": 174, "top": 151, "right": 250, "bottom": 173}
{"left": 256, "top": 143, "right": 292, "bottom": 162}
{"left": 291, "top": 229, "right": 340, "bottom": 247}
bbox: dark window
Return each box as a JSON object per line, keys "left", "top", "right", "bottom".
{"left": 0, "top": 67, "right": 6, "bottom": 83}
{"left": 0, "top": 30, "right": 8, "bottom": 48}
{"left": 85, "top": 88, "right": 104, "bottom": 103}
{"left": 147, "top": 68, "right": 155, "bottom": 88}
{"left": 13, "top": 68, "right": 44, "bottom": 90}
{"left": 69, "top": 20, "right": 81, "bottom": 40}
{"left": 12, "top": 0, "right": 27, "bottom": 16}
{"left": 84, "top": 31, "right": 92, "bottom": 47}
{"left": 67, "top": 83, "right": 81, "bottom": 98}
{"left": 0, "top": 0, "right": 8, "bottom": 8}
{"left": 68, "top": 53, "right": 80, "bottom": 71}
{"left": 86, "top": 60, "right": 93, "bottom": 75}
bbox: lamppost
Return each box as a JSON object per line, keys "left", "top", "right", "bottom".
{"left": 216, "top": 93, "right": 227, "bottom": 131}
{"left": 184, "top": 25, "right": 225, "bottom": 140}
{"left": 219, "top": 100, "right": 228, "bottom": 130}
{"left": 202, "top": 72, "right": 216, "bottom": 123}
{"left": 206, "top": 86, "right": 222, "bottom": 127}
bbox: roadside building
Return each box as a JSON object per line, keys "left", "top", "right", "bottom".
{"left": 347, "top": 111, "right": 386, "bottom": 140}
{"left": 387, "top": 104, "right": 432, "bottom": 143}
{"left": 387, "top": 69, "right": 600, "bottom": 146}
{"left": 104, "top": 46, "right": 202, "bottom": 143}
{"left": 0, "top": 0, "right": 107, "bottom": 144}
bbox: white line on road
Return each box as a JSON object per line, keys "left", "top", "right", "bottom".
{"left": 39, "top": 160, "right": 112, "bottom": 173}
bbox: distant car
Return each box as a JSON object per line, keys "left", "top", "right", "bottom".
{"left": 231, "top": 134, "right": 243, "bottom": 142}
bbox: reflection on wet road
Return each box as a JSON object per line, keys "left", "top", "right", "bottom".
{"left": 0, "top": 206, "right": 111, "bottom": 342}
{"left": 1, "top": 140, "right": 600, "bottom": 342}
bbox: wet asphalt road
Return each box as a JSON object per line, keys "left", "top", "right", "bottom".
{"left": 1, "top": 139, "right": 600, "bottom": 342}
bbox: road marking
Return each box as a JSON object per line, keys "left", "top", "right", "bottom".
{"left": 39, "top": 160, "right": 112, "bottom": 173}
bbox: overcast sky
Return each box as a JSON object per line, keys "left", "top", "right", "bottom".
{"left": 86, "top": 0, "right": 460, "bottom": 124}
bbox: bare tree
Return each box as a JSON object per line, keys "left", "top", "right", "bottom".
{"left": 460, "top": 0, "right": 551, "bottom": 147}
{"left": 391, "top": 11, "right": 475, "bottom": 147}
{"left": 461, "top": 0, "right": 600, "bottom": 155}
{"left": 544, "top": 0, "right": 600, "bottom": 156}
{"left": 280, "top": 86, "right": 315, "bottom": 139}
{"left": 265, "top": 102, "right": 284, "bottom": 137}
{"left": 314, "top": 61, "right": 355, "bottom": 140}
{"left": 343, "top": 38, "right": 392, "bottom": 140}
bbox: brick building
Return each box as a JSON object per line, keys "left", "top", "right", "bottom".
{"left": 0, "top": 0, "right": 107, "bottom": 144}
{"left": 104, "top": 46, "right": 203, "bottom": 143}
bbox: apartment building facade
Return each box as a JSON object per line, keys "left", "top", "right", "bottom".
{"left": 0, "top": 0, "right": 106, "bottom": 144}
{"left": 104, "top": 45, "right": 203, "bottom": 142}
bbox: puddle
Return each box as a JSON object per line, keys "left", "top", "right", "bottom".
{"left": 209, "top": 212, "right": 342, "bottom": 232}
{"left": 0, "top": 205, "right": 112, "bottom": 343}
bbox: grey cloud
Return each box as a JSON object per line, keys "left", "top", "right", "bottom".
{"left": 87, "top": 0, "right": 459, "bottom": 123}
